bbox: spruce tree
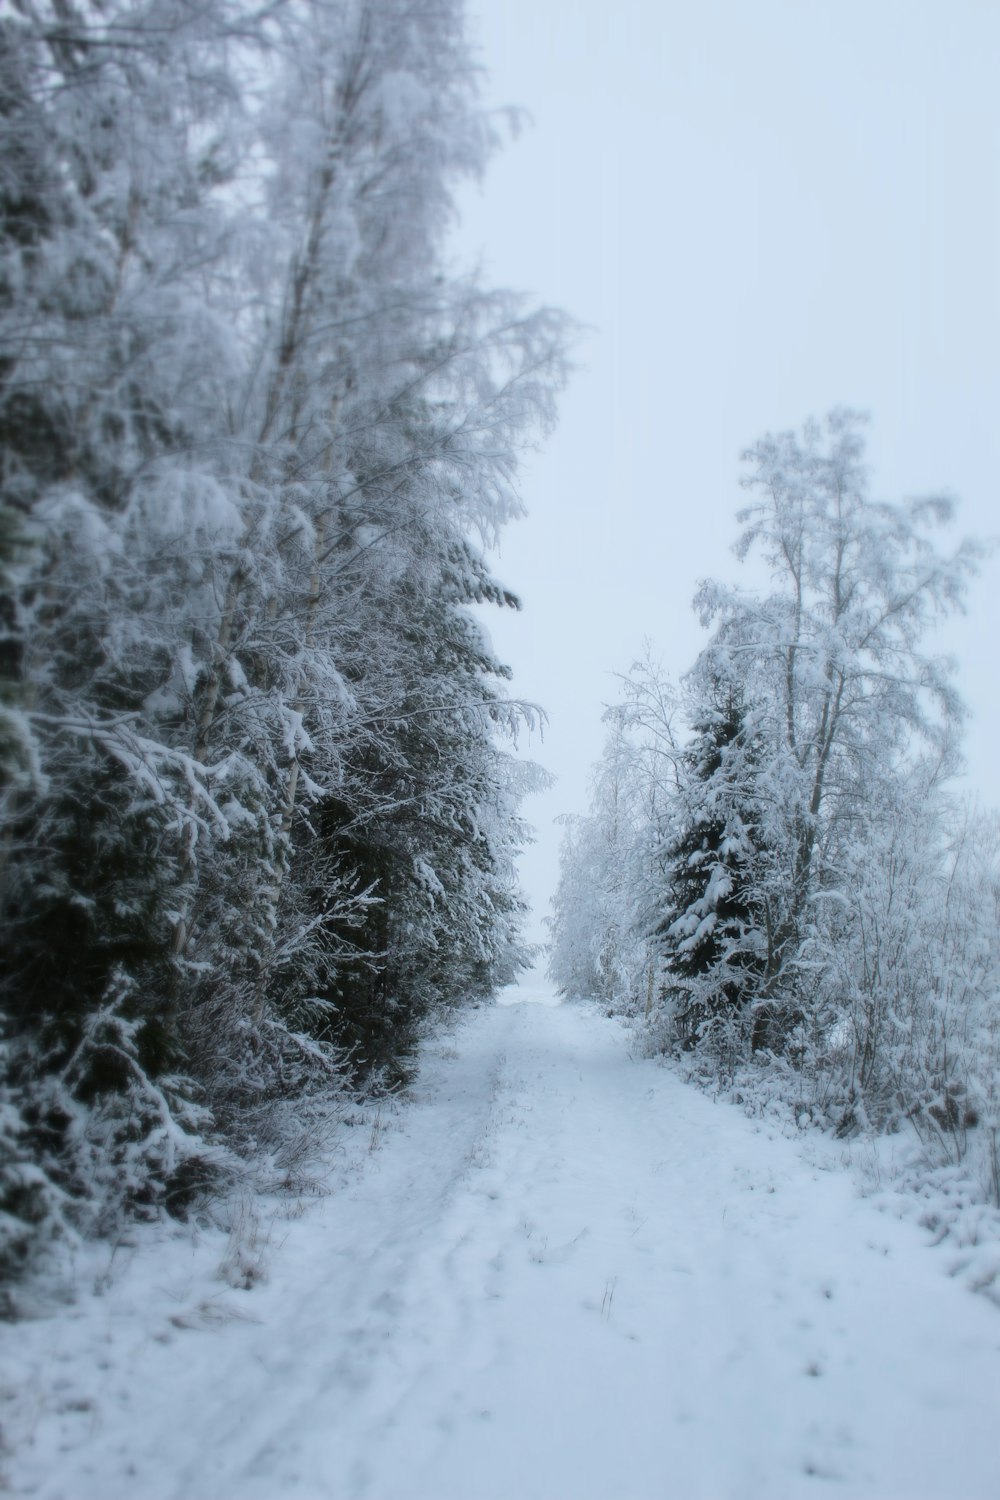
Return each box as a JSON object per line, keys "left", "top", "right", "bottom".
{"left": 657, "top": 681, "right": 764, "bottom": 1047}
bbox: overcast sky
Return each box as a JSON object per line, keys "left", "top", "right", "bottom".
{"left": 451, "top": 0, "right": 1000, "bottom": 942}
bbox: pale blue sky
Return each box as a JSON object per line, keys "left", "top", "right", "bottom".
{"left": 453, "top": 0, "right": 1000, "bottom": 939}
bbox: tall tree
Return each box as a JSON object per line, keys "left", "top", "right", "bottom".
{"left": 1, "top": 0, "right": 570, "bottom": 1286}
{"left": 656, "top": 677, "right": 765, "bottom": 1049}
{"left": 694, "top": 409, "right": 980, "bottom": 1044}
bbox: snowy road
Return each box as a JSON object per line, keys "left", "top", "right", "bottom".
{"left": 6, "top": 983, "right": 1000, "bottom": 1499}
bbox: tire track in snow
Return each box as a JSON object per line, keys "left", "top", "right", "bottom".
{"left": 7, "top": 992, "right": 1000, "bottom": 1500}
{"left": 311, "top": 998, "right": 1000, "bottom": 1500}
{"left": 186, "top": 1004, "right": 530, "bottom": 1500}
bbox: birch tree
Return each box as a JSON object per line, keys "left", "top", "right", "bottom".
{"left": 694, "top": 409, "right": 981, "bottom": 1045}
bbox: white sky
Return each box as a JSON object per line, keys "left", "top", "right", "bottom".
{"left": 451, "top": 0, "right": 1000, "bottom": 941}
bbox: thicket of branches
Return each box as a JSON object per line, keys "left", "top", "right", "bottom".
{"left": 551, "top": 411, "right": 1000, "bottom": 1208}
{"left": 0, "top": 0, "right": 569, "bottom": 1293}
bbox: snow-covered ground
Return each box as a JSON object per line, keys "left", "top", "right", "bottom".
{"left": 4, "top": 977, "right": 1000, "bottom": 1500}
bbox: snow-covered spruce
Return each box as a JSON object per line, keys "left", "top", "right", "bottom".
{"left": 0, "top": 0, "right": 570, "bottom": 1294}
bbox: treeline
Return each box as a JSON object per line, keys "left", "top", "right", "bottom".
{"left": 0, "top": 0, "right": 568, "bottom": 1289}
{"left": 551, "top": 412, "right": 1000, "bottom": 1204}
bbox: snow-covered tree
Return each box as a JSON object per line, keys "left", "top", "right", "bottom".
{"left": 1, "top": 0, "right": 571, "bottom": 1289}
{"left": 693, "top": 409, "right": 980, "bottom": 1049}
{"left": 555, "top": 409, "right": 996, "bottom": 1195}
{"left": 1, "top": 0, "right": 259, "bottom": 1275}
{"left": 655, "top": 675, "right": 766, "bottom": 1052}
{"left": 548, "top": 721, "right": 652, "bottom": 1010}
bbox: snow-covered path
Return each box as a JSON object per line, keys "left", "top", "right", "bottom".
{"left": 6, "top": 984, "right": 1000, "bottom": 1499}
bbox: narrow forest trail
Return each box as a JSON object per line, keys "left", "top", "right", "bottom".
{"left": 6, "top": 981, "right": 1000, "bottom": 1500}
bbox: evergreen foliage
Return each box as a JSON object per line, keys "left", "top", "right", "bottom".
{"left": 657, "top": 681, "right": 765, "bottom": 1046}
{"left": 0, "top": 0, "right": 570, "bottom": 1292}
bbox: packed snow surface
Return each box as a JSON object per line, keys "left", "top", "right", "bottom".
{"left": 5, "top": 979, "right": 1000, "bottom": 1499}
